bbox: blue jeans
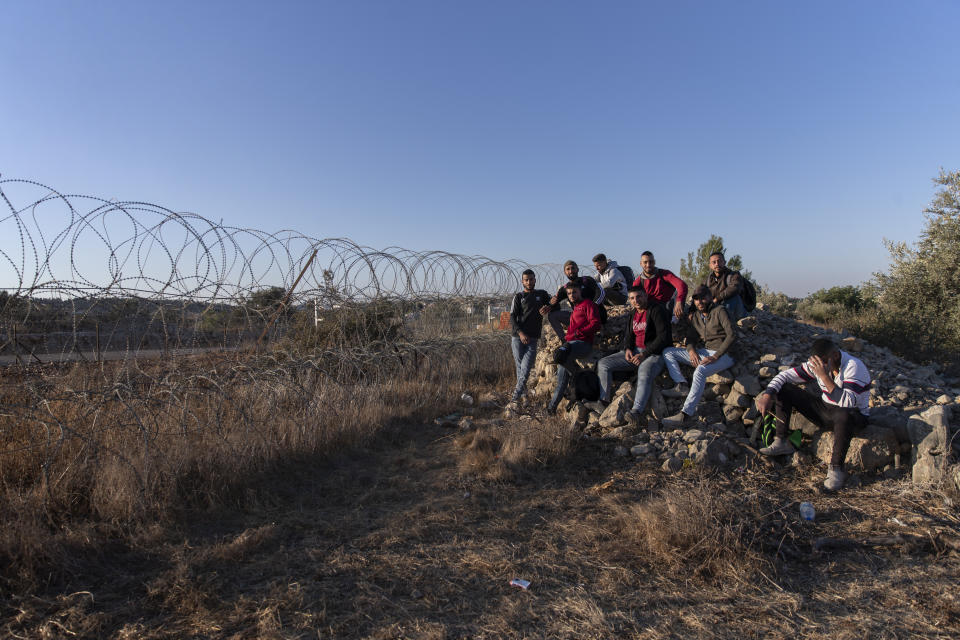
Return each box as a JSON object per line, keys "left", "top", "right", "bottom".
{"left": 662, "top": 347, "right": 735, "bottom": 416}
{"left": 510, "top": 336, "right": 538, "bottom": 401}
{"left": 596, "top": 351, "right": 665, "bottom": 414}
{"left": 720, "top": 295, "right": 747, "bottom": 321}
{"left": 549, "top": 340, "right": 593, "bottom": 409}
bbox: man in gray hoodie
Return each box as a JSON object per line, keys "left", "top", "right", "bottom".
{"left": 592, "top": 253, "right": 628, "bottom": 306}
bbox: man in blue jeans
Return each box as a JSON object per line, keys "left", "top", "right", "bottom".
{"left": 585, "top": 287, "right": 671, "bottom": 426}
{"left": 661, "top": 285, "right": 736, "bottom": 427}
{"left": 509, "top": 269, "right": 551, "bottom": 404}
{"left": 547, "top": 280, "right": 602, "bottom": 415}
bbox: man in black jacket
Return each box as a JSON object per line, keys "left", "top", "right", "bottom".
{"left": 509, "top": 269, "right": 551, "bottom": 403}
{"left": 586, "top": 287, "right": 670, "bottom": 426}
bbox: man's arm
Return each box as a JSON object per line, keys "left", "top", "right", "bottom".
{"left": 662, "top": 270, "right": 688, "bottom": 306}
{"left": 709, "top": 306, "right": 735, "bottom": 358}
{"left": 509, "top": 293, "right": 522, "bottom": 333}
{"left": 757, "top": 364, "right": 811, "bottom": 413}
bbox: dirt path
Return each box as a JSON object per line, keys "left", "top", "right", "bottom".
{"left": 4, "top": 420, "right": 960, "bottom": 639}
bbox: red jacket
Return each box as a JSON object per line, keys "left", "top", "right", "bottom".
{"left": 565, "top": 299, "right": 601, "bottom": 343}
{"left": 633, "top": 268, "right": 688, "bottom": 305}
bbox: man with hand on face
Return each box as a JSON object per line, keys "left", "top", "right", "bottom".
{"left": 705, "top": 252, "right": 746, "bottom": 321}
{"left": 660, "top": 285, "right": 736, "bottom": 428}
{"left": 585, "top": 286, "right": 670, "bottom": 426}
{"left": 540, "top": 260, "right": 606, "bottom": 341}
{"left": 631, "top": 251, "right": 688, "bottom": 323}
{"left": 508, "top": 269, "right": 551, "bottom": 405}
{"left": 757, "top": 338, "right": 871, "bottom": 491}
{"left": 546, "top": 280, "right": 602, "bottom": 415}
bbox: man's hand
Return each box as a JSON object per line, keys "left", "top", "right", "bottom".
{"left": 550, "top": 295, "right": 559, "bottom": 306}
{"left": 688, "top": 348, "right": 701, "bottom": 367}
{"left": 807, "top": 355, "right": 837, "bottom": 393}
{"left": 756, "top": 391, "right": 775, "bottom": 415}
{"left": 518, "top": 331, "right": 530, "bottom": 345}
{"left": 539, "top": 305, "right": 551, "bottom": 316}
{"left": 700, "top": 355, "right": 717, "bottom": 366}
{"left": 673, "top": 300, "right": 684, "bottom": 319}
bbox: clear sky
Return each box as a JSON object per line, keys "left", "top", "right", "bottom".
{"left": 2, "top": 0, "right": 958, "bottom": 297}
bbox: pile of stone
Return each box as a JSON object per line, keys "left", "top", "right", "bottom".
{"left": 521, "top": 304, "right": 960, "bottom": 490}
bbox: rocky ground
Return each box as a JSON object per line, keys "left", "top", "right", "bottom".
{"left": 441, "top": 305, "right": 960, "bottom": 494}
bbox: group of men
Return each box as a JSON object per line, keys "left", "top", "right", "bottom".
{"left": 508, "top": 252, "right": 872, "bottom": 492}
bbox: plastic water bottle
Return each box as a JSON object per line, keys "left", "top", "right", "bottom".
{"left": 799, "top": 501, "right": 816, "bottom": 522}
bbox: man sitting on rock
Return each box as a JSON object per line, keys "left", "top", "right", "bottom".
{"left": 547, "top": 280, "right": 602, "bottom": 415}
{"left": 592, "top": 253, "right": 628, "bottom": 306}
{"left": 586, "top": 286, "right": 670, "bottom": 426}
{"left": 508, "top": 269, "right": 551, "bottom": 405}
{"left": 757, "top": 338, "right": 871, "bottom": 491}
{"left": 705, "top": 251, "right": 746, "bottom": 321}
{"left": 631, "top": 251, "right": 688, "bottom": 323}
{"left": 540, "top": 260, "right": 606, "bottom": 341}
{"left": 661, "top": 285, "right": 736, "bottom": 428}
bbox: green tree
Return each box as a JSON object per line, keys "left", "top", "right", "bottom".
{"left": 679, "top": 234, "right": 748, "bottom": 286}
{"left": 868, "top": 169, "right": 960, "bottom": 360}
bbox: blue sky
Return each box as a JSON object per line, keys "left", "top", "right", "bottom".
{"left": 2, "top": 0, "right": 958, "bottom": 296}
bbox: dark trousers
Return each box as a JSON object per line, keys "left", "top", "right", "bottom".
{"left": 775, "top": 383, "right": 868, "bottom": 466}
{"left": 603, "top": 287, "right": 627, "bottom": 306}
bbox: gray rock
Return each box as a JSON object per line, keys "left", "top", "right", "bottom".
{"left": 912, "top": 406, "right": 951, "bottom": 485}
{"left": 707, "top": 371, "right": 735, "bottom": 385}
{"left": 737, "top": 316, "right": 758, "bottom": 330}
{"left": 615, "top": 381, "right": 635, "bottom": 398}
{"left": 598, "top": 394, "right": 631, "bottom": 428}
{"left": 936, "top": 394, "right": 952, "bottom": 405}
{"left": 813, "top": 427, "right": 897, "bottom": 472}
{"left": 614, "top": 445, "right": 629, "bottom": 457}
{"left": 840, "top": 336, "right": 864, "bottom": 352}
{"left": 689, "top": 438, "right": 735, "bottom": 466}
{"left": 662, "top": 457, "right": 684, "bottom": 472}
{"left": 722, "top": 404, "right": 744, "bottom": 423}
{"left": 631, "top": 443, "right": 653, "bottom": 456}
{"left": 733, "top": 375, "right": 762, "bottom": 397}
{"left": 683, "top": 429, "right": 705, "bottom": 443}
{"left": 758, "top": 366, "right": 779, "bottom": 378}
{"left": 760, "top": 354, "right": 778, "bottom": 363}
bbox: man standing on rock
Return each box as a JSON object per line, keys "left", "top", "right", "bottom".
{"left": 540, "top": 260, "right": 606, "bottom": 341}
{"left": 661, "top": 285, "right": 736, "bottom": 428}
{"left": 509, "top": 269, "right": 551, "bottom": 405}
{"left": 592, "top": 253, "right": 628, "bottom": 306}
{"left": 547, "top": 280, "right": 602, "bottom": 415}
{"left": 631, "top": 251, "right": 688, "bottom": 323}
{"left": 757, "top": 338, "right": 871, "bottom": 491}
{"left": 705, "top": 252, "right": 747, "bottom": 321}
{"left": 586, "top": 286, "right": 670, "bottom": 426}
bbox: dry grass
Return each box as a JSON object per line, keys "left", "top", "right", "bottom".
{"left": 0, "top": 335, "right": 512, "bottom": 593}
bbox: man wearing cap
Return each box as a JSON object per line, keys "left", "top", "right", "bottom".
{"left": 540, "top": 260, "right": 606, "bottom": 341}
{"left": 660, "top": 285, "right": 736, "bottom": 427}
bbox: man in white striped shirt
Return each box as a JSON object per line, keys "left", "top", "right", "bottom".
{"left": 757, "top": 338, "right": 871, "bottom": 491}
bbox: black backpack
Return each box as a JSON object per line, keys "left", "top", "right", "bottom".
{"left": 617, "top": 264, "right": 635, "bottom": 288}
{"left": 728, "top": 271, "right": 757, "bottom": 311}
{"left": 572, "top": 370, "right": 601, "bottom": 402}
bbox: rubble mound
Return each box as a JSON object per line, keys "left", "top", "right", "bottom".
{"left": 513, "top": 305, "right": 960, "bottom": 489}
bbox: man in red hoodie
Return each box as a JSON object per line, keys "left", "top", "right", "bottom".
{"left": 547, "top": 280, "right": 602, "bottom": 415}
{"left": 632, "top": 251, "right": 688, "bottom": 322}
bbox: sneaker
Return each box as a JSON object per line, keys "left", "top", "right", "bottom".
{"left": 661, "top": 411, "right": 689, "bottom": 429}
{"left": 623, "top": 411, "right": 641, "bottom": 427}
{"left": 823, "top": 465, "right": 848, "bottom": 491}
{"left": 661, "top": 382, "right": 690, "bottom": 398}
{"left": 758, "top": 436, "right": 795, "bottom": 456}
{"left": 583, "top": 400, "right": 608, "bottom": 414}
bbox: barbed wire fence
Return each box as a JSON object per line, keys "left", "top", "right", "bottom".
{"left": 0, "top": 177, "right": 577, "bottom": 522}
